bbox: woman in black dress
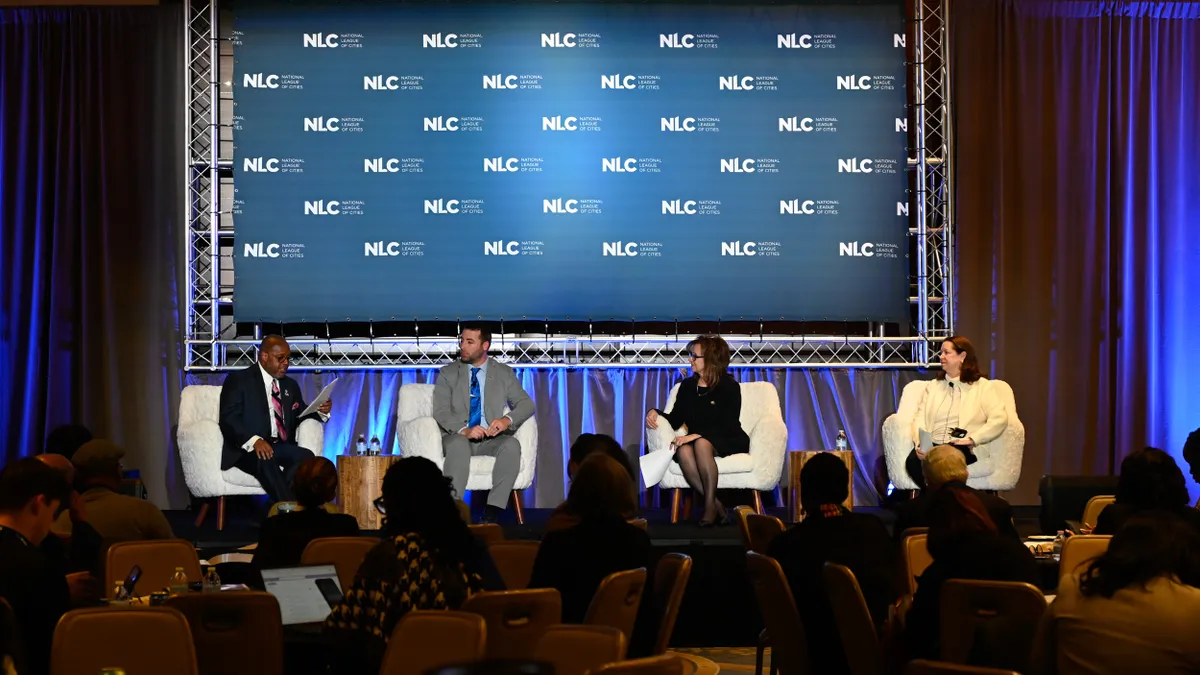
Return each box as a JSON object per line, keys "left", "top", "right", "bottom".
{"left": 645, "top": 335, "right": 750, "bottom": 526}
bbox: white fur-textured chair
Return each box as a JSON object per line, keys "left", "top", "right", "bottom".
{"left": 882, "top": 379, "right": 1025, "bottom": 491}
{"left": 177, "top": 384, "right": 324, "bottom": 529}
{"left": 395, "top": 383, "right": 538, "bottom": 523}
{"left": 646, "top": 380, "right": 788, "bottom": 521}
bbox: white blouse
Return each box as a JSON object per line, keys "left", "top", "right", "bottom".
{"left": 910, "top": 376, "right": 1009, "bottom": 449}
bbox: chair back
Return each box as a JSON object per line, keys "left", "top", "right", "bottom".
{"left": 652, "top": 553, "right": 693, "bottom": 655}
{"left": 398, "top": 383, "right": 437, "bottom": 423}
{"left": 381, "top": 610, "right": 486, "bottom": 675}
{"left": 628, "top": 518, "right": 649, "bottom": 531}
{"left": 470, "top": 523, "right": 506, "bottom": 545}
{"left": 267, "top": 501, "right": 340, "bottom": 517}
{"left": 300, "top": 537, "right": 379, "bottom": 590}
{"left": 206, "top": 552, "right": 255, "bottom": 565}
{"left": 164, "top": 592, "right": 283, "bottom": 675}
{"left": 106, "top": 539, "right": 203, "bottom": 597}
{"left": 488, "top": 541, "right": 540, "bottom": 590}
{"left": 461, "top": 588, "right": 562, "bottom": 660}
{"left": 902, "top": 531, "right": 933, "bottom": 596}
{"left": 51, "top": 607, "right": 197, "bottom": 675}
{"left": 590, "top": 654, "right": 686, "bottom": 675}
{"left": 822, "top": 563, "right": 881, "bottom": 675}
{"left": 584, "top": 568, "right": 647, "bottom": 647}
{"left": 738, "top": 381, "right": 783, "bottom": 437}
{"left": 179, "top": 385, "right": 222, "bottom": 425}
{"left": 1059, "top": 535, "right": 1112, "bottom": 580}
{"left": 745, "top": 552, "right": 809, "bottom": 675}
{"left": 907, "top": 661, "right": 1019, "bottom": 675}
{"left": 745, "top": 514, "right": 786, "bottom": 554}
{"left": 535, "top": 625, "right": 626, "bottom": 675}
{"left": 1080, "top": 496, "right": 1115, "bottom": 530}
{"left": 939, "top": 580, "right": 1047, "bottom": 664}
{"left": 734, "top": 506, "right": 756, "bottom": 550}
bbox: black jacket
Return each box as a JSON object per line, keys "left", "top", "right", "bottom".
{"left": 218, "top": 365, "right": 321, "bottom": 470}
{"left": 253, "top": 509, "right": 361, "bottom": 569}
{"left": 0, "top": 527, "right": 71, "bottom": 675}
{"left": 894, "top": 481, "right": 1020, "bottom": 541}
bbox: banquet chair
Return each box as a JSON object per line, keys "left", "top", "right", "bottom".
{"left": 652, "top": 553, "right": 693, "bottom": 655}
{"left": 584, "top": 568, "right": 647, "bottom": 654}
{"left": 535, "top": 625, "right": 626, "bottom": 675}
{"left": 51, "top": 607, "right": 197, "bottom": 675}
{"left": 488, "top": 540, "right": 540, "bottom": 590}
{"left": 462, "top": 588, "right": 562, "bottom": 660}
{"left": 300, "top": 536, "right": 380, "bottom": 590}
{"left": 106, "top": 539, "right": 203, "bottom": 598}
{"left": 382, "top": 611, "right": 487, "bottom": 675}
{"left": 165, "top": 592, "right": 283, "bottom": 675}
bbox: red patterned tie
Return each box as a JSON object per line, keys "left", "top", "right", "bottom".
{"left": 271, "top": 379, "right": 288, "bottom": 441}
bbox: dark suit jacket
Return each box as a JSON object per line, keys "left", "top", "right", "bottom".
{"left": 219, "top": 365, "right": 320, "bottom": 470}
{"left": 893, "top": 481, "right": 1020, "bottom": 541}
{"left": 0, "top": 528, "right": 71, "bottom": 675}
{"left": 768, "top": 511, "right": 898, "bottom": 675}
{"left": 253, "top": 510, "right": 361, "bottom": 569}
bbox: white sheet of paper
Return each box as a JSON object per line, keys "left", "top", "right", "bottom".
{"left": 640, "top": 449, "right": 676, "bottom": 487}
{"left": 300, "top": 379, "right": 338, "bottom": 417}
{"left": 919, "top": 428, "right": 934, "bottom": 453}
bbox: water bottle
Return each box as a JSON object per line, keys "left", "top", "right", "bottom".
{"left": 370, "top": 435, "right": 381, "bottom": 455}
{"left": 169, "top": 567, "right": 188, "bottom": 596}
{"left": 1053, "top": 530, "right": 1065, "bottom": 562}
{"left": 356, "top": 434, "right": 367, "bottom": 456}
{"left": 203, "top": 566, "right": 221, "bottom": 593}
{"left": 835, "top": 429, "right": 849, "bottom": 451}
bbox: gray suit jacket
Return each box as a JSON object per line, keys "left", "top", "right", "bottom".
{"left": 431, "top": 359, "right": 534, "bottom": 435}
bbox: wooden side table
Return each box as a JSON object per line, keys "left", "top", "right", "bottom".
{"left": 337, "top": 455, "right": 401, "bottom": 530}
{"left": 788, "top": 450, "right": 855, "bottom": 523}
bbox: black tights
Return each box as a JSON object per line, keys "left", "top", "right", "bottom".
{"left": 676, "top": 439, "right": 724, "bottom": 521}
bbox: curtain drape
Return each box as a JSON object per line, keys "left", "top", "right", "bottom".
{"left": 953, "top": 0, "right": 1200, "bottom": 502}
{"left": 0, "top": 6, "right": 186, "bottom": 504}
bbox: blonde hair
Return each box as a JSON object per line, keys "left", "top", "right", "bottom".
{"left": 562, "top": 453, "right": 637, "bottom": 519}
{"left": 923, "top": 444, "right": 969, "bottom": 489}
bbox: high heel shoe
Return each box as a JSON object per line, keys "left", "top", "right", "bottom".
{"left": 715, "top": 509, "right": 731, "bottom": 526}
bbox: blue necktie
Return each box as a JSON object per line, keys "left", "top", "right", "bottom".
{"left": 469, "top": 367, "right": 482, "bottom": 428}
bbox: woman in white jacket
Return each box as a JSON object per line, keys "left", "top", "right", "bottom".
{"left": 907, "top": 336, "right": 1009, "bottom": 489}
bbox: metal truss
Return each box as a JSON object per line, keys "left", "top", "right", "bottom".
{"left": 183, "top": 0, "right": 953, "bottom": 371}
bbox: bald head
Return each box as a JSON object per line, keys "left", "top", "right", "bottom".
{"left": 36, "top": 453, "right": 76, "bottom": 484}
{"left": 258, "top": 335, "right": 291, "bottom": 379}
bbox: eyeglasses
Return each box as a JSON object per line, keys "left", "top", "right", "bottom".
{"left": 688, "top": 352, "right": 704, "bottom": 360}
{"left": 373, "top": 496, "right": 386, "bottom": 514}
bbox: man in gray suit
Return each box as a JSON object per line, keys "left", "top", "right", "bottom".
{"left": 432, "top": 323, "right": 535, "bottom": 523}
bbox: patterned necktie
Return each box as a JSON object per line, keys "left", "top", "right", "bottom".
{"left": 468, "top": 367, "right": 482, "bottom": 428}
{"left": 271, "top": 379, "right": 288, "bottom": 441}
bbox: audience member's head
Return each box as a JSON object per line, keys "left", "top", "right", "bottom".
{"left": 378, "top": 457, "right": 474, "bottom": 559}
{"left": 0, "top": 458, "right": 73, "bottom": 545}
{"left": 799, "top": 452, "right": 850, "bottom": 515}
{"left": 71, "top": 439, "right": 126, "bottom": 490}
{"left": 1079, "top": 512, "right": 1200, "bottom": 598}
{"left": 562, "top": 454, "right": 638, "bottom": 520}
{"left": 292, "top": 456, "right": 339, "bottom": 509}
{"left": 923, "top": 444, "right": 969, "bottom": 490}
{"left": 1181, "top": 427, "right": 1200, "bottom": 485}
{"left": 567, "top": 433, "right": 633, "bottom": 480}
{"left": 35, "top": 453, "right": 77, "bottom": 487}
{"left": 1115, "top": 447, "right": 1189, "bottom": 511}
{"left": 43, "top": 423, "right": 93, "bottom": 461}
{"left": 926, "top": 485, "right": 998, "bottom": 559}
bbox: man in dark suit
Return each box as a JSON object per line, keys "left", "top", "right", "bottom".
{"left": 432, "top": 323, "right": 534, "bottom": 523}
{"left": 893, "top": 443, "right": 1019, "bottom": 540}
{"left": 219, "top": 335, "right": 332, "bottom": 502}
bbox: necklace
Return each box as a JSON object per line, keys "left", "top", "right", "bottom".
{"left": 696, "top": 379, "right": 713, "bottom": 397}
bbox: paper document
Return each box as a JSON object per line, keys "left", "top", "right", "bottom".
{"left": 919, "top": 428, "right": 934, "bottom": 454}
{"left": 300, "top": 379, "right": 338, "bottom": 417}
{"left": 640, "top": 449, "right": 676, "bottom": 487}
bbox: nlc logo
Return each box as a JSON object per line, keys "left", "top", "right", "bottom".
{"left": 243, "top": 157, "right": 279, "bottom": 173}
{"left": 720, "top": 158, "right": 755, "bottom": 173}
{"left": 541, "top": 32, "right": 576, "bottom": 47}
{"left": 601, "top": 75, "right": 637, "bottom": 89}
{"left": 542, "top": 116, "right": 578, "bottom": 131}
{"left": 303, "top": 33, "right": 338, "bottom": 48}
{"left": 840, "top": 242, "right": 874, "bottom": 257}
{"left": 423, "top": 33, "right": 457, "bottom": 48}
{"left": 838, "top": 158, "right": 873, "bottom": 173}
{"left": 837, "top": 75, "right": 872, "bottom": 90}
{"left": 662, "top": 200, "right": 697, "bottom": 215}
{"left": 244, "top": 242, "right": 280, "bottom": 258}
{"left": 304, "top": 200, "right": 339, "bottom": 215}
{"left": 365, "top": 241, "right": 402, "bottom": 256}
{"left": 780, "top": 200, "right": 816, "bottom": 215}
{"left": 424, "top": 117, "right": 459, "bottom": 131}
{"left": 484, "top": 157, "right": 520, "bottom": 172}
{"left": 543, "top": 199, "right": 578, "bottom": 214}
{"left": 303, "top": 117, "right": 339, "bottom": 132}
{"left": 602, "top": 157, "right": 638, "bottom": 173}
{"left": 777, "top": 33, "right": 812, "bottom": 48}
{"left": 660, "top": 33, "right": 694, "bottom": 48}
{"left": 364, "top": 158, "right": 401, "bottom": 173}
{"left": 719, "top": 76, "right": 754, "bottom": 91}
{"left": 424, "top": 199, "right": 460, "bottom": 214}
{"left": 779, "top": 117, "right": 814, "bottom": 132}
{"left": 722, "top": 241, "right": 756, "bottom": 256}
{"left": 365, "top": 76, "right": 400, "bottom": 90}
{"left": 661, "top": 117, "right": 696, "bottom": 132}
{"left": 483, "top": 75, "right": 518, "bottom": 89}
{"left": 484, "top": 241, "right": 521, "bottom": 256}
{"left": 243, "top": 73, "right": 279, "bottom": 89}
{"left": 603, "top": 242, "right": 638, "bottom": 257}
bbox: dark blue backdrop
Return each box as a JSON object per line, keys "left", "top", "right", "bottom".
{"left": 231, "top": 2, "right": 909, "bottom": 322}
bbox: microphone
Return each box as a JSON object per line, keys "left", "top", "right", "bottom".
{"left": 947, "top": 381, "right": 954, "bottom": 389}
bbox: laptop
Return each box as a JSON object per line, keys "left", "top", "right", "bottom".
{"left": 260, "top": 564, "right": 344, "bottom": 631}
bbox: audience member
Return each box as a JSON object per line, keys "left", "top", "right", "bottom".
{"left": 1182, "top": 427, "right": 1200, "bottom": 507}
{"left": 254, "top": 457, "right": 359, "bottom": 569}
{"left": 1093, "top": 447, "right": 1200, "bottom": 535}
{"left": 0, "top": 459, "right": 74, "bottom": 675}
{"left": 768, "top": 452, "right": 897, "bottom": 675}
{"left": 325, "top": 457, "right": 503, "bottom": 674}
{"left": 894, "top": 444, "right": 1019, "bottom": 540}
{"left": 546, "top": 433, "right": 638, "bottom": 533}
{"left": 34, "top": 454, "right": 102, "bottom": 602}
{"left": 1032, "top": 513, "right": 1200, "bottom": 674}
{"left": 529, "top": 453, "right": 657, "bottom": 657}
{"left": 43, "top": 423, "right": 93, "bottom": 461}
{"left": 905, "top": 485, "right": 1038, "bottom": 662}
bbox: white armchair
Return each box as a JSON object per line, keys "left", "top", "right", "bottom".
{"left": 646, "top": 381, "right": 788, "bottom": 521}
{"left": 395, "top": 383, "right": 538, "bottom": 523}
{"left": 177, "top": 384, "right": 324, "bottom": 529}
{"left": 882, "top": 379, "right": 1025, "bottom": 491}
